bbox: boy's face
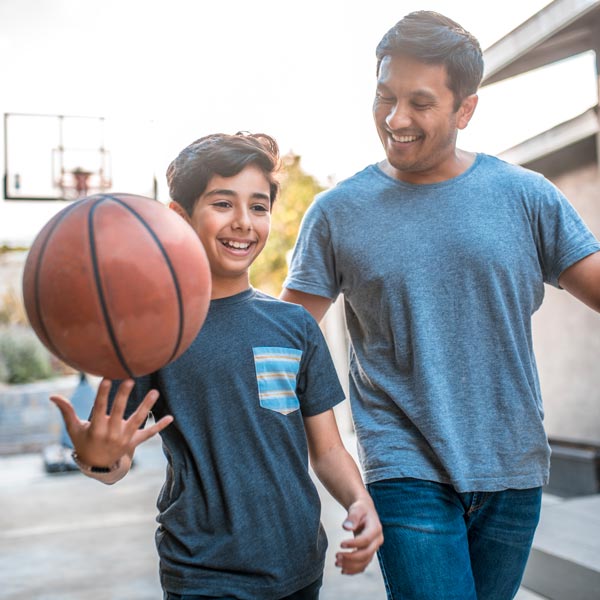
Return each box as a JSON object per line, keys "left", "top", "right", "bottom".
{"left": 178, "top": 165, "right": 271, "bottom": 299}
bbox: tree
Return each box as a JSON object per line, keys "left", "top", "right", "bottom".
{"left": 250, "top": 152, "right": 325, "bottom": 296}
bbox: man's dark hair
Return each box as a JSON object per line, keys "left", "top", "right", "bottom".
{"left": 166, "top": 132, "right": 280, "bottom": 216}
{"left": 375, "top": 11, "right": 483, "bottom": 110}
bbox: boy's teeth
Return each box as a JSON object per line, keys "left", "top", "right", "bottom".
{"left": 224, "top": 240, "right": 250, "bottom": 249}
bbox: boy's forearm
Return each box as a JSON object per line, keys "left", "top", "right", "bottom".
{"left": 311, "top": 446, "right": 370, "bottom": 509}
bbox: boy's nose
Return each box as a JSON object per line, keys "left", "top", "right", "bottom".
{"left": 232, "top": 208, "right": 252, "bottom": 230}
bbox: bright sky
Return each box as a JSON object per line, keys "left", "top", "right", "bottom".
{"left": 0, "top": 0, "right": 597, "bottom": 200}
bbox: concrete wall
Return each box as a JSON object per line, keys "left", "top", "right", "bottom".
{"left": 0, "top": 374, "right": 79, "bottom": 454}
{"left": 532, "top": 163, "right": 600, "bottom": 443}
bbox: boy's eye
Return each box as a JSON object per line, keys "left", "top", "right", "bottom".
{"left": 252, "top": 204, "right": 269, "bottom": 213}
{"left": 212, "top": 201, "right": 231, "bottom": 208}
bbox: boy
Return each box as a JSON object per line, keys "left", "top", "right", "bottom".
{"left": 50, "top": 132, "right": 383, "bottom": 599}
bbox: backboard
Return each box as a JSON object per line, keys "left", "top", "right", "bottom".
{"left": 3, "top": 113, "right": 157, "bottom": 201}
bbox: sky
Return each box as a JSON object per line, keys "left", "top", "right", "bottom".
{"left": 0, "top": 0, "right": 597, "bottom": 218}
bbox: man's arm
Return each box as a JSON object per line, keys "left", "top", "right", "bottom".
{"left": 280, "top": 289, "right": 332, "bottom": 323}
{"left": 558, "top": 251, "right": 600, "bottom": 313}
{"left": 303, "top": 409, "right": 383, "bottom": 575}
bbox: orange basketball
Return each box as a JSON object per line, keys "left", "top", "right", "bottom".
{"left": 22, "top": 193, "right": 212, "bottom": 379}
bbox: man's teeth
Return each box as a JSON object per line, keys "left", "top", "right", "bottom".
{"left": 392, "top": 135, "right": 419, "bottom": 142}
{"left": 223, "top": 240, "right": 250, "bottom": 249}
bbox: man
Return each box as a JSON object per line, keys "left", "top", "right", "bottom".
{"left": 281, "top": 10, "right": 600, "bottom": 600}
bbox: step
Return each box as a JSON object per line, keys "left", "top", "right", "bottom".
{"left": 522, "top": 495, "right": 600, "bottom": 600}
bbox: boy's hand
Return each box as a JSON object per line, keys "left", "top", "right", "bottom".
{"left": 50, "top": 378, "right": 173, "bottom": 469}
{"left": 335, "top": 497, "right": 384, "bottom": 575}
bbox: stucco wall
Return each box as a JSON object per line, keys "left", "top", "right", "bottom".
{"left": 533, "top": 163, "right": 600, "bottom": 443}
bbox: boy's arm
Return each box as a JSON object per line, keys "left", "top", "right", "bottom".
{"left": 50, "top": 378, "right": 173, "bottom": 485}
{"left": 558, "top": 251, "right": 600, "bottom": 313}
{"left": 303, "top": 408, "right": 383, "bottom": 575}
{"left": 280, "top": 289, "right": 332, "bottom": 323}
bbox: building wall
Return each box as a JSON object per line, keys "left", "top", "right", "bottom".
{"left": 532, "top": 162, "right": 600, "bottom": 443}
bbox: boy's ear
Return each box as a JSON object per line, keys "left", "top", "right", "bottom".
{"left": 169, "top": 201, "right": 191, "bottom": 223}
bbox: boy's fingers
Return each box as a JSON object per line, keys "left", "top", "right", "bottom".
{"left": 90, "top": 378, "right": 112, "bottom": 420}
{"left": 109, "top": 379, "right": 134, "bottom": 422}
{"left": 125, "top": 389, "right": 161, "bottom": 435}
{"left": 134, "top": 415, "right": 174, "bottom": 446}
{"left": 342, "top": 502, "right": 367, "bottom": 531}
{"left": 49, "top": 395, "right": 79, "bottom": 429}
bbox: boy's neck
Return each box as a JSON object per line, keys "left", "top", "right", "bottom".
{"left": 210, "top": 276, "right": 252, "bottom": 300}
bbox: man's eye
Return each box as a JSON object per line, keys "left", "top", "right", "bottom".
{"left": 413, "top": 103, "right": 432, "bottom": 110}
{"left": 376, "top": 93, "right": 394, "bottom": 102}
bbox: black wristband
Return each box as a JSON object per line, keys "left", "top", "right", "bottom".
{"left": 71, "top": 451, "right": 120, "bottom": 474}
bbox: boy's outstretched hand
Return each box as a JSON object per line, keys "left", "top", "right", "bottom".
{"left": 50, "top": 378, "right": 173, "bottom": 477}
{"left": 335, "top": 496, "right": 384, "bottom": 575}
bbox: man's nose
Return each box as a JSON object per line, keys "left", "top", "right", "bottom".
{"left": 386, "top": 102, "right": 411, "bottom": 130}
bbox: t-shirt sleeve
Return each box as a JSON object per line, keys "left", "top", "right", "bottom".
{"left": 296, "top": 310, "right": 346, "bottom": 417}
{"left": 283, "top": 199, "right": 341, "bottom": 301}
{"left": 533, "top": 179, "right": 600, "bottom": 288}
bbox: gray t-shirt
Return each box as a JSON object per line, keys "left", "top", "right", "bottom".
{"left": 284, "top": 154, "right": 600, "bottom": 493}
{"left": 116, "top": 288, "right": 345, "bottom": 598}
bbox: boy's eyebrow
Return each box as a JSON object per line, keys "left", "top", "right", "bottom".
{"left": 205, "top": 188, "right": 270, "bottom": 201}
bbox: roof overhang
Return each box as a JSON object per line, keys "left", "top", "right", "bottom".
{"left": 482, "top": 0, "right": 600, "bottom": 85}
{"left": 499, "top": 108, "right": 598, "bottom": 174}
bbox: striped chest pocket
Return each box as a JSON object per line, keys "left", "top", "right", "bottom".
{"left": 253, "top": 347, "right": 302, "bottom": 415}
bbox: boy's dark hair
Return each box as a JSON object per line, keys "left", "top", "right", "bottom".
{"left": 375, "top": 11, "right": 483, "bottom": 110}
{"left": 166, "top": 132, "right": 280, "bottom": 216}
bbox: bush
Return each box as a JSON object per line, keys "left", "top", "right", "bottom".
{"left": 0, "top": 288, "right": 28, "bottom": 326}
{"left": 0, "top": 325, "right": 56, "bottom": 384}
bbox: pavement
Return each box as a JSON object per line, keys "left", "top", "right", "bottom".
{"left": 0, "top": 429, "right": 544, "bottom": 600}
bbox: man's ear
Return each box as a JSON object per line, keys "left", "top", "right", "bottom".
{"left": 457, "top": 94, "right": 478, "bottom": 130}
{"left": 169, "top": 201, "right": 191, "bottom": 223}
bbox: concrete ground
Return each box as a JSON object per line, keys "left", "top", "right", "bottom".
{"left": 0, "top": 432, "right": 543, "bottom": 600}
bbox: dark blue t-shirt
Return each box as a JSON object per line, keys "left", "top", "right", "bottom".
{"left": 118, "top": 288, "right": 345, "bottom": 598}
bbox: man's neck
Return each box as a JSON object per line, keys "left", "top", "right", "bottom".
{"left": 381, "top": 149, "right": 477, "bottom": 185}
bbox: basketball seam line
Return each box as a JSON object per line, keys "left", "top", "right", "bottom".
{"left": 102, "top": 194, "right": 185, "bottom": 366}
{"left": 89, "top": 197, "right": 135, "bottom": 378}
{"left": 32, "top": 201, "right": 81, "bottom": 363}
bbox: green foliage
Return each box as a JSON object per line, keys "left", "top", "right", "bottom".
{"left": 250, "top": 153, "right": 325, "bottom": 296}
{"left": 0, "top": 325, "right": 56, "bottom": 384}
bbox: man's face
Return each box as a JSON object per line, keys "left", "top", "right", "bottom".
{"left": 373, "top": 54, "right": 476, "bottom": 184}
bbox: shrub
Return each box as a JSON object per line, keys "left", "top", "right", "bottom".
{"left": 0, "top": 325, "right": 56, "bottom": 384}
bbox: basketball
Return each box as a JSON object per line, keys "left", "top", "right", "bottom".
{"left": 22, "top": 193, "right": 212, "bottom": 379}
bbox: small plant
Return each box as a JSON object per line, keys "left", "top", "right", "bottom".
{"left": 0, "top": 288, "right": 28, "bottom": 326}
{"left": 0, "top": 325, "right": 56, "bottom": 384}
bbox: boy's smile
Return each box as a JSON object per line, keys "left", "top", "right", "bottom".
{"left": 174, "top": 165, "right": 272, "bottom": 299}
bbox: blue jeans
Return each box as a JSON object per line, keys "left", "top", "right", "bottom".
{"left": 367, "top": 478, "right": 542, "bottom": 600}
{"left": 164, "top": 575, "right": 322, "bottom": 600}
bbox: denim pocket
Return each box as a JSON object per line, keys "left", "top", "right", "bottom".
{"left": 253, "top": 346, "right": 302, "bottom": 415}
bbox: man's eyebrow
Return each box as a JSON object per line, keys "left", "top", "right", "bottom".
{"left": 411, "top": 89, "right": 437, "bottom": 101}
